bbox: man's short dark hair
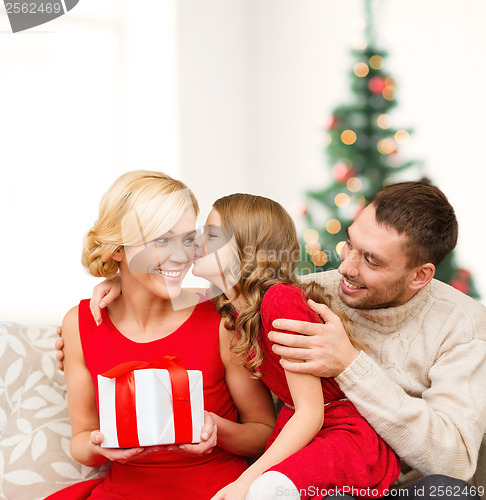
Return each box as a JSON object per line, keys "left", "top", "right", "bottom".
{"left": 370, "top": 181, "right": 458, "bottom": 268}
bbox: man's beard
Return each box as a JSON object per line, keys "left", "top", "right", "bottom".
{"left": 340, "top": 275, "right": 408, "bottom": 310}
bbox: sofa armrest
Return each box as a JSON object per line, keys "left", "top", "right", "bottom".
{"left": 0, "top": 321, "right": 105, "bottom": 499}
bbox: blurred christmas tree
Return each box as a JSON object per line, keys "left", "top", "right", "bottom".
{"left": 298, "top": 0, "right": 479, "bottom": 298}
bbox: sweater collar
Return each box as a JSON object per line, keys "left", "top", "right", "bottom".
{"left": 328, "top": 271, "right": 431, "bottom": 333}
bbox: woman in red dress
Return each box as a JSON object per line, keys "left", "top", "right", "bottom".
{"left": 190, "top": 194, "right": 401, "bottom": 500}
{"left": 46, "top": 172, "right": 275, "bottom": 500}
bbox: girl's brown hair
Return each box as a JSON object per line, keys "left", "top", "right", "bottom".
{"left": 212, "top": 193, "right": 358, "bottom": 376}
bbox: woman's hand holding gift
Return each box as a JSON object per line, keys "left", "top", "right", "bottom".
{"left": 88, "top": 411, "right": 218, "bottom": 462}
{"left": 166, "top": 411, "right": 218, "bottom": 456}
{"left": 89, "top": 431, "right": 165, "bottom": 463}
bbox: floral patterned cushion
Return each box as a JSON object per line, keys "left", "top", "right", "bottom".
{"left": 0, "top": 322, "right": 105, "bottom": 500}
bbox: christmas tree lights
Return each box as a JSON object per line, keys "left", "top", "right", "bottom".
{"left": 298, "top": 0, "right": 479, "bottom": 298}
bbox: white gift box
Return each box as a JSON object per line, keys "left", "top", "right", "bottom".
{"left": 98, "top": 368, "right": 204, "bottom": 448}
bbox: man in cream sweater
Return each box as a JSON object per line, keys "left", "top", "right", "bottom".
{"left": 267, "top": 181, "right": 486, "bottom": 499}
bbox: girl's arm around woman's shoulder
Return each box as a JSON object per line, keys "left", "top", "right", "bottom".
{"left": 212, "top": 320, "right": 276, "bottom": 457}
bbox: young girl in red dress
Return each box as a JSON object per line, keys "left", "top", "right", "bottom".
{"left": 46, "top": 172, "right": 275, "bottom": 500}
{"left": 190, "top": 194, "right": 401, "bottom": 500}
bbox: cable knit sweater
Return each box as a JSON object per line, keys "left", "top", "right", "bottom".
{"left": 304, "top": 270, "right": 486, "bottom": 485}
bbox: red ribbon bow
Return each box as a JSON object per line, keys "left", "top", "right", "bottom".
{"left": 101, "top": 356, "right": 193, "bottom": 448}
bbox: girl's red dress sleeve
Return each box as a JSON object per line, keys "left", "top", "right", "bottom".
{"left": 260, "top": 283, "right": 322, "bottom": 337}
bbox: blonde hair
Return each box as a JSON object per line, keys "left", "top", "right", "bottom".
{"left": 212, "top": 193, "right": 359, "bottom": 376}
{"left": 81, "top": 170, "right": 199, "bottom": 278}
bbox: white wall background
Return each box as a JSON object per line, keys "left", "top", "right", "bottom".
{"left": 0, "top": 0, "right": 484, "bottom": 325}
{"left": 0, "top": 0, "right": 178, "bottom": 324}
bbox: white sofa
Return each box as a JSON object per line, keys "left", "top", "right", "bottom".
{"left": 0, "top": 321, "right": 485, "bottom": 499}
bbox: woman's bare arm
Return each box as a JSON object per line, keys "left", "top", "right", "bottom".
{"left": 63, "top": 306, "right": 146, "bottom": 466}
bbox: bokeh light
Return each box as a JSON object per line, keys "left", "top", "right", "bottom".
{"left": 351, "top": 18, "right": 366, "bottom": 31}
{"left": 354, "top": 62, "right": 369, "bottom": 77}
{"left": 369, "top": 55, "right": 384, "bottom": 69}
{"left": 377, "top": 114, "right": 391, "bottom": 129}
{"left": 303, "top": 229, "right": 319, "bottom": 243}
{"left": 336, "top": 241, "right": 347, "bottom": 256}
{"left": 395, "top": 130, "right": 410, "bottom": 144}
{"left": 326, "top": 219, "right": 342, "bottom": 234}
{"left": 382, "top": 87, "right": 395, "bottom": 100}
{"left": 347, "top": 177, "right": 363, "bottom": 192}
{"left": 335, "top": 193, "right": 351, "bottom": 208}
{"left": 382, "top": 77, "right": 395, "bottom": 101}
{"left": 352, "top": 38, "right": 367, "bottom": 51}
{"left": 369, "top": 76, "right": 386, "bottom": 94}
{"left": 341, "top": 130, "right": 357, "bottom": 145}
{"left": 377, "top": 138, "right": 396, "bottom": 155}
{"left": 312, "top": 251, "right": 328, "bottom": 266}
{"left": 305, "top": 241, "right": 321, "bottom": 255}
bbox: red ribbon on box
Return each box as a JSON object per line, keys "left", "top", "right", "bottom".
{"left": 101, "top": 356, "right": 193, "bottom": 448}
